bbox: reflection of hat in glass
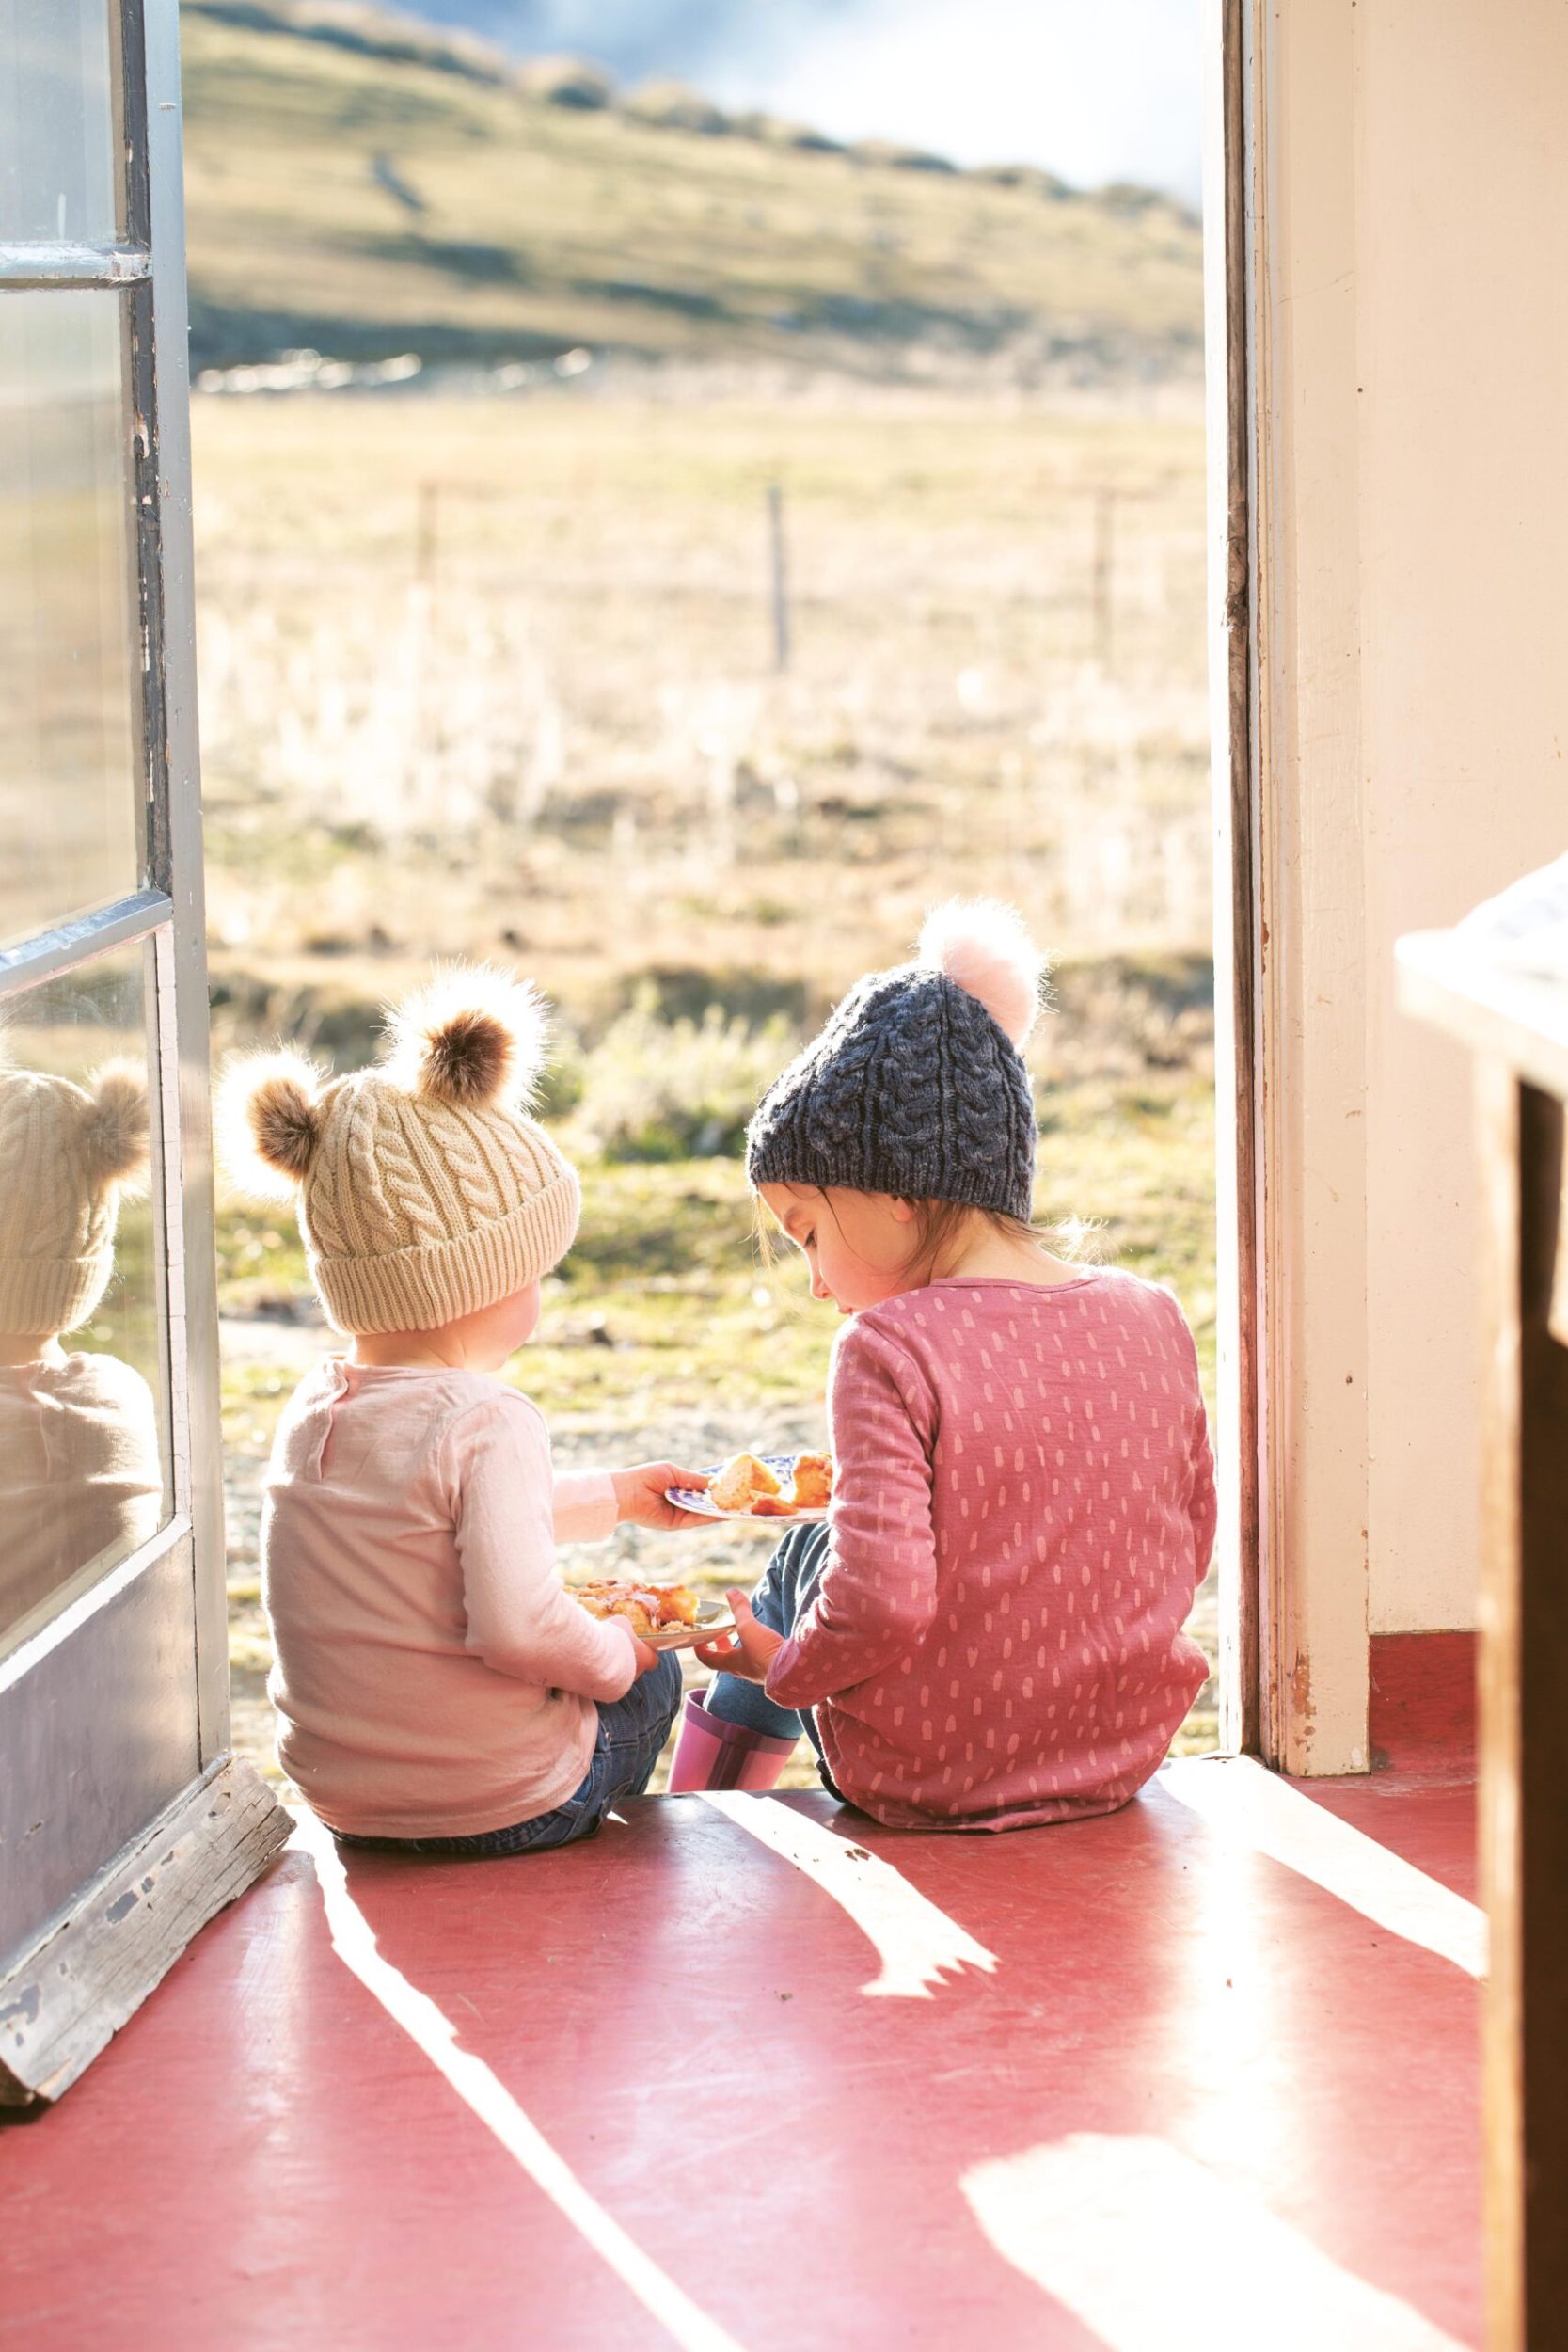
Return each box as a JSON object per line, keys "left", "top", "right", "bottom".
{"left": 0, "top": 1060, "right": 150, "bottom": 1335}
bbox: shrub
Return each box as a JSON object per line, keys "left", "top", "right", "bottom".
{"left": 624, "top": 80, "right": 730, "bottom": 136}
{"left": 1097, "top": 179, "right": 1164, "bottom": 215}
{"left": 574, "top": 994, "right": 795, "bottom": 1162}
{"left": 517, "top": 56, "right": 613, "bottom": 111}
{"left": 848, "top": 137, "right": 956, "bottom": 174}
{"left": 731, "top": 111, "right": 845, "bottom": 155}
{"left": 973, "top": 163, "right": 1073, "bottom": 200}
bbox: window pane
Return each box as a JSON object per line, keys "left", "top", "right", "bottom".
{"left": 0, "top": 292, "right": 142, "bottom": 951}
{"left": 0, "top": 0, "right": 120, "bottom": 245}
{"left": 0, "top": 937, "right": 172, "bottom": 1658}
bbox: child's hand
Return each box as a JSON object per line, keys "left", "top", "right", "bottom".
{"left": 610, "top": 1462, "right": 711, "bottom": 1532}
{"left": 627, "top": 1629, "right": 663, "bottom": 1677}
{"left": 694, "top": 1588, "right": 785, "bottom": 1683}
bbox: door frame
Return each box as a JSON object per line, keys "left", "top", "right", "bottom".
{"left": 1205, "top": 0, "right": 1264, "bottom": 1759}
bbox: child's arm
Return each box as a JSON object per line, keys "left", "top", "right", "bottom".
{"left": 554, "top": 1463, "right": 712, "bottom": 1539}
{"left": 553, "top": 1468, "right": 619, "bottom": 1546}
{"left": 763, "top": 1320, "right": 939, "bottom": 1710}
{"left": 450, "top": 1397, "right": 651, "bottom": 1699}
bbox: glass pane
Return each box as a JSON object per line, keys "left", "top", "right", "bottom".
{"left": 0, "top": 0, "right": 120, "bottom": 245}
{"left": 0, "top": 292, "right": 142, "bottom": 950}
{"left": 0, "top": 937, "right": 172, "bottom": 1659}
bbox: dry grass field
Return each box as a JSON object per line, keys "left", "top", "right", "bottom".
{"left": 196, "top": 382, "right": 1218, "bottom": 1790}
{"left": 197, "top": 391, "right": 1211, "bottom": 985}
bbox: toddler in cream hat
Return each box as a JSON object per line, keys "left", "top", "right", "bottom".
{"left": 220, "top": 965, "right": 706, "bottom": 1853}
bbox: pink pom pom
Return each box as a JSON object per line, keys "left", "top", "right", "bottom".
{"left": 916, "top": 898, "right": 1045, "bottom": 1047}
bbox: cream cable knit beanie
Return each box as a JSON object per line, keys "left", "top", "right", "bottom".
{"left": 0, "top": 1057, "right": 150, "bottom": 1335}
{"left": 218, "top": 966, "right": 580, "bottom": 1336}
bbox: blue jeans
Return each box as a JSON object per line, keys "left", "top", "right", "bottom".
{"left": 339, "top": 1651, "right": 683, "bottom": 1856}
{"left": 705, "top": 1521, "right": 833, "bottom": 1777}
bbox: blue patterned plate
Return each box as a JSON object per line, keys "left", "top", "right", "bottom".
{"left": 665, "top": 1454, "right": 830, "bottom": 1524}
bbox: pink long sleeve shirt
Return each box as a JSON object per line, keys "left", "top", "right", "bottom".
{"left": 765, "top": 1269, "right": 1215, "bottom": 1831}
{"left": 261, "top": 1359, "right": 637, "bottom": 1839}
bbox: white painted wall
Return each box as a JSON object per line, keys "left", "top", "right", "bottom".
{"left": 1247, "top": 0, "right": 1567, "bottom": 1763}
{"left": 1355, "top": 4, "right": 1568, "bottom": 1633}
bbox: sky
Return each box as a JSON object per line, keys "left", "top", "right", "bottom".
{"left": 402, "top": 0, "right": 1205, "bottom": 204}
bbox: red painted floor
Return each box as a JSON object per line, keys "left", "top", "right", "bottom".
{"left": 2, "top": 1718, "right": 1481, "bottom": 2351}
{"left": 1301, "top": 1633, "right": 1479, "bottom": 1901}
{"left": 1370, "top": 1631, "right": 1478, "bottom": 1778}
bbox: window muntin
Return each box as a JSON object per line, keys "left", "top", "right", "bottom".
{"left": 0, "top": 936, "right": 173, "bottom": 1660}
{"left": 0, "top": 291, "right": 144, "bottom": 951}
{"left": 0, "top": 0, "right": 122, "bottom": 246}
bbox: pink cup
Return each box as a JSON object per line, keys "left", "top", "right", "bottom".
{"left": 666, "top": 1688, "right": 799, "bottom": 1792}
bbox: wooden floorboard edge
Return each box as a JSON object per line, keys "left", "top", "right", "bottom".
{"left": 0, "top": 1755, "right": 292, "bottom": 2109}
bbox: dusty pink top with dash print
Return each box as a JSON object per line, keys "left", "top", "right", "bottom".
{"left": 766, "top": 1269, "right": 1215, "bottom": 1831}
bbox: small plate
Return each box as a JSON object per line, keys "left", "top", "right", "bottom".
{"left": 573, "top": 1591, "right": 736, "bottom": 1650}
{"left": 648, "top": 1600, "right": 736, "bottom": 1653}
{"left": 666, "top": 1454, "right": 830, "bottom": 1525}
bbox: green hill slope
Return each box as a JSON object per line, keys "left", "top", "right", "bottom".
{"left": 179, "top": 0, "right": 1203, "bottom": 381}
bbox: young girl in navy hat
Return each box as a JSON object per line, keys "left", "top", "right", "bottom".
{"left": 671, "top": 900, "right": 1215, "bottom": 1831}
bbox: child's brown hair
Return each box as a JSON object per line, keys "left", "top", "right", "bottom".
{"left": 754, "top": 1188, "right": 1078, "bottom": 1284}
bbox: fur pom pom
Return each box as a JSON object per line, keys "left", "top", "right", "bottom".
{"left": 383, "top": 963, "right": 549, "bottom": 1109}
{"left": 216, "top": 1048, "right": 327, "bottom": 1198}
{"left": 80, "top": 1059, "right": 151, "bottom": 1196}
{"left": 916, "top": 898, "right": 1046, "bottom": 1047}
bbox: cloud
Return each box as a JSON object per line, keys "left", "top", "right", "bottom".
{"left": 402, "top": 0, "right": 847, "bottom": 87}
{"left": 399, "top": 0, "right": 1203, "bottom": 200}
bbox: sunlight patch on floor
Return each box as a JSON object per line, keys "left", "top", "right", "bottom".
{"left": 694, "top": 1790, "right": 998, "bottom": 1996}
{"left": 963, "top": 2133, "right": 1473, "bottom": 2352}
{"left": 293, "top": 1812, "right": 747, "bottom": 2352}
{"left": 1160, "top": 1756, "right": 1486, "bottom": 1978}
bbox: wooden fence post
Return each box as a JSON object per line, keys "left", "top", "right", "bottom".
{"left": 1092, "top": 485, "right": 1115, "bottom": 671}
{"left": 767, "top": 483, "right": 790, "bottom": 673}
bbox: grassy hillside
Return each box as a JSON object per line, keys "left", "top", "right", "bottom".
{"left": 179, "top": 0, "right": 1203, "bottom": 380}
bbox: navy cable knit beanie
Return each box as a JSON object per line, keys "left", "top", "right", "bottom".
{"left": 746, "top": 899, "right": 1045, "bottom": 1220}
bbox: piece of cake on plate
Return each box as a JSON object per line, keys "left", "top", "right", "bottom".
{"left": 789, "top": 1452, "right": 833, "bottom": 1509}
{"left": 573, "top": 1581, "right": 699, "bottom": 1638}
{"left": 709, "top": 1452, "right": 784, "bottom": 1512}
